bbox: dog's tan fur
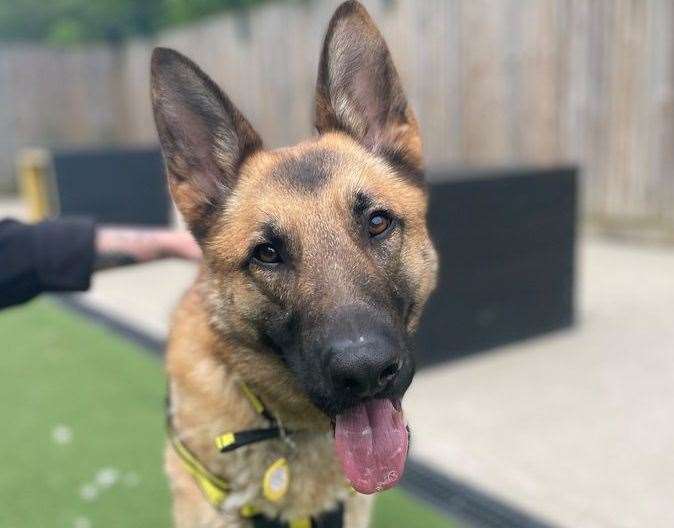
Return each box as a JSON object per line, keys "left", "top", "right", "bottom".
{"left": 166, "top": 270, "right": 374, "bottom": 527}
{"left": 152, "top": 2, "right": 438, "bottom": 526}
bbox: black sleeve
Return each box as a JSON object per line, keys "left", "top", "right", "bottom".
{"left": 0, "top": 217, "right": 96, "bottom": 309}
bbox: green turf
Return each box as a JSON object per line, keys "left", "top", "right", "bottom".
{"left": 0, "top": 299, "right": 457, "bottom": 528}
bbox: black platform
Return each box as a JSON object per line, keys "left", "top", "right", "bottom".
{"left": 415, "top": 167, "right": 577, "bottom": 367}
{"left": 51, "top": 147, "right": 170, "bottom": 226}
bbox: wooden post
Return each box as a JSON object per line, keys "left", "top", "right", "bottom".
{"left": 17, "top": 148, "right": 55, "bottom": 222}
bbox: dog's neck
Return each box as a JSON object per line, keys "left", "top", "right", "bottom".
{"left": 165, "top": 279, "right": 357, "bottom": 522}
{"left": 168, "top": 273, "right": 329, "bottom": 439}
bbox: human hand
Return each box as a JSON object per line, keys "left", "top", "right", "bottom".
{"left": 94, "top": 227, "right": 201, "bottom": 270}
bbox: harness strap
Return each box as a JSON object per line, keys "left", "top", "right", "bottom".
{"left": 239, "top": 380, "right": 276, "bottom": 422}
{"left": 166, "top": 381, "right": 344, "bottom": 528}
{"left": 214, "top": 381, "right": 289, "bottom": 453}
{"left": 166, "top": 414, "right": 230, "bottom": 507}
{"left": 216, "top": 425, "right": 286, "bottom": 452}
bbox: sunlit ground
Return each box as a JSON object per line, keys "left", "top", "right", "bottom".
{"left": 0, "top": 300, "right": 456, "bottom": 528}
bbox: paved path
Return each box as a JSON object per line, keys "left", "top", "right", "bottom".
{"left": 3, "top": 197, "right": 674, "bottom": 527}
{"left": 406, "top": 239, "right": 674, "bottom": 528}
{"left": 75, "top": 259, "right": 197, "bottom": 340}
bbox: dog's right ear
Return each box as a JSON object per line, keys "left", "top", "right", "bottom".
{"left": 150, "top": 47, "right": 262, "bottom": 239}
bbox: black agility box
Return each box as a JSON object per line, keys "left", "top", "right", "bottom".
{"left": 50, "top": 147, "right": 170, "bottom": 226}
{"left": 415, "top": 167, "right": 577, "bottom": 368}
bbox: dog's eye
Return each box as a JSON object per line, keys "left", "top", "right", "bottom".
{"left": 253, "top": 243, "right": 282, "bottom": 264}
{"left": 368, "top": 212, "right": 392, "bottom": 238}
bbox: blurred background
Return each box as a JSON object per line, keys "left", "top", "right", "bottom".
{"left": 1, "top": 1, "right": 673, "bottom": 528}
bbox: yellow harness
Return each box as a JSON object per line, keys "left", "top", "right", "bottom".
{"left": 166, "top": 382, "right": 340, "bottom": 528}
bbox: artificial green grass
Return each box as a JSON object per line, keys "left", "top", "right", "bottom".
{"left": 371, "top": 489, "right": 456, "bottom": 528}
{"left": 0, "top": 299, "right": 170, "bottom": 528}
{"left": 0, "top": 299, "right": 457, "bottom": 528}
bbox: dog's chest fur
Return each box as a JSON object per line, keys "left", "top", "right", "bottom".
{"left": 165, "top": 282, "right": 373, "bottom": 527}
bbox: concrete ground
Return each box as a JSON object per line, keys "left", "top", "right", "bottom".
{"left": 406, "top": 239, "right": 674, "bottom": 528}
{"left": 3, "top": 197, "right": 674, "bottom": 527}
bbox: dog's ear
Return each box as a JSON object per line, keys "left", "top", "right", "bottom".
{"left": 151, "top": 47, "right": 262, "bottom": 238}
{"left": 314, "top": 1, "right": 422, "bottom": 179}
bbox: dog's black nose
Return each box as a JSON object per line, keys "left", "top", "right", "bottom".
{"left": 328, "top": 335, "right": 401, "bottom": 398}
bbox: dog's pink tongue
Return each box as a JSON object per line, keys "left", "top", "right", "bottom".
{"left": 334, "top": 399, "right": 408, "bottom": 494}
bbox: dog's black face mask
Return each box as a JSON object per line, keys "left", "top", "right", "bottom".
{"left": 293, "top": 311, "right": 415, "bottom": 418}
{"left": 262, "top": 291, "right": 416, "bottom": 419}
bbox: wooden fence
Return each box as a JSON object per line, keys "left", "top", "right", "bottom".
{"left": 0, "top": 45, "right": 127, "bottom": 192}
{"left": 0, "top": 0, "right": 672, "bottom": 228}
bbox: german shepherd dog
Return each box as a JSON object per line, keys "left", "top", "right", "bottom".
{"left": 150, "top": 1, "right": 437, "bottom": 526}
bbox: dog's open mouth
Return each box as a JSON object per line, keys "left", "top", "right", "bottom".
{"left": 333, "top": 398, "right": 408, "bottom": 494}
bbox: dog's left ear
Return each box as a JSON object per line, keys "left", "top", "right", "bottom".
{"left": 315, "top": 1, "right": 422, "bottom": 179}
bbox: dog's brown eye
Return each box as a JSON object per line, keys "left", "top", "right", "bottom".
{"left": 368, "top": 212, "right": 391, "bottom": 237}
{"left": 253, "top": 243, "right": 281, "bottom": 264}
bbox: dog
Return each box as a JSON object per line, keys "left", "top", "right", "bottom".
{"left": 150, "top": 1, "right": 438, "bottom": 526}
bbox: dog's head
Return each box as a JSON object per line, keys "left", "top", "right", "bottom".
{"left": 152, "top": 0, "right": 437, "bottom": 494}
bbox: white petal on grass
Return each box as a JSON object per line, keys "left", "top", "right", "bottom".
{"left": 123, "top": 472, "right": 141, "bottom": 487}
{"left": 52, "top": 424, "right": 73, "bottom": 445}
{"left": 79, "top": 483, "right": 98, "bottom": 502}
{"left": 74, "top": 520, "right": 91, "bottom": 528}
{"left": 95, "top": 467, "right": 119, "bottom": 488}
{"left": 73, "top": 516, "right": 91, "bottom": 528}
